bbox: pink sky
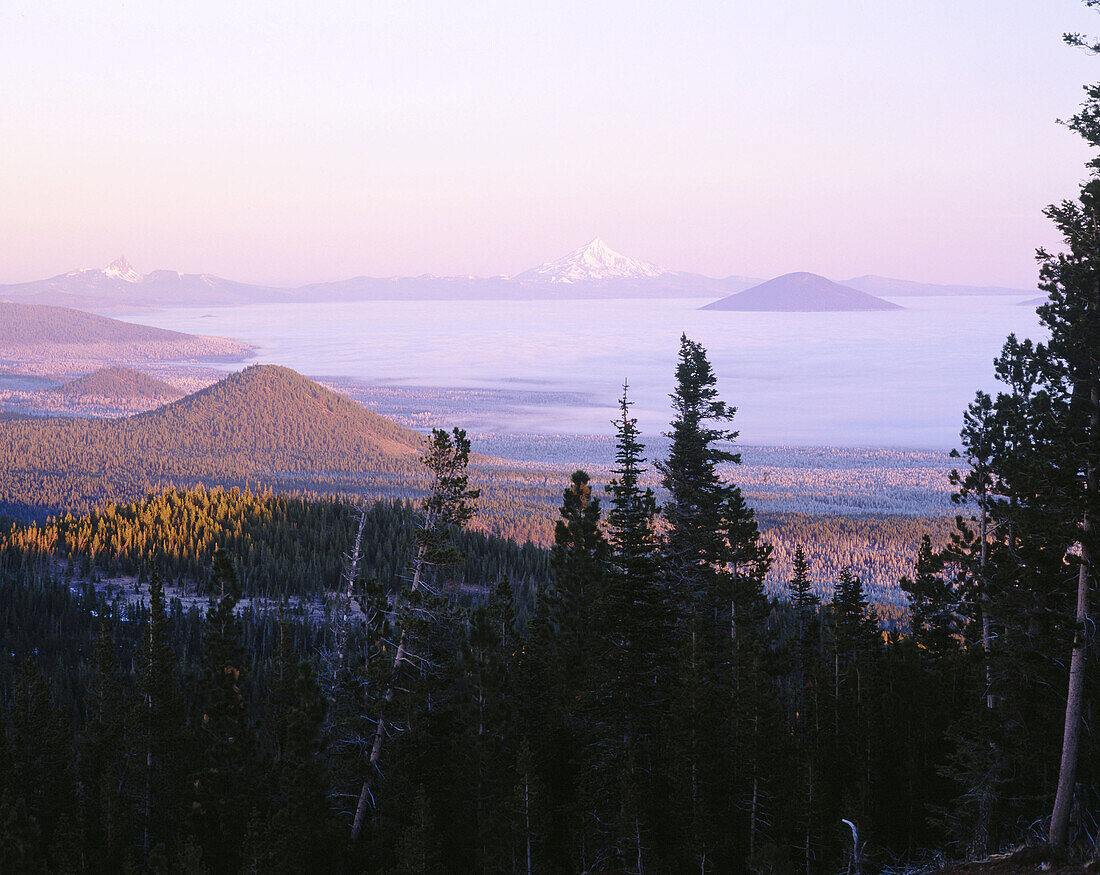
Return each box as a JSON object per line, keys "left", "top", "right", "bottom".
{"left": 2, "top": 1, "right": 1097, "bottom": 288}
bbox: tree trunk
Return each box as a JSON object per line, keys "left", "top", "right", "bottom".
{"left": 334, "top": 506, "right": 368, "bottom": 679}
{"left": 749, "top": 775, "right": 759, "bottom": 860}
{"left": 351, "top": 541, "right": 428, "bottom": 843}
{"left": 842, "top": 819, "right": 861, "bottom": 875}
{"left": 144, "top": 741, "right": 152, "bottom": 856}
{"left": 143, "top": 619, "right": 153, "bottom": 857}
{"left": 805, "top": 763, "right": 813, "bottom": 875}
{"left": 979, "top": 502, "right": 994, "bottom": 710}
{"left": 1049, "top": 381, "right": 1096, "bottom": 848}
{"left": 526, "top": 776, "right": 534, "bottom": 875}
{"left": 1049, "top": 518, "right": 1091, "bottom": 846}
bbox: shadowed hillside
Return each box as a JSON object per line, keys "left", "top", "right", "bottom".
{"left": 0, "top": 302, "right": 193, "bottom": 345}
{"left": 0, "top": 302, "right": 251, "bottom": 373}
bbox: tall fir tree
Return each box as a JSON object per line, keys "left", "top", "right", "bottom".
{"left": 192, "top": 548, "right": 256, "bottom": 874}
{"left": 242, "top": 613, "right": 337, "bottom": 874}
{"left": 351, "top": 427, "right": 479, "bottom": 844}
{"left": 657, "top": 335, "right": 772, "bottom": 869}
{"left": 658, "top": 334, "right": 771, "bottom": 617}
{"left": 590, "top": 382, "right": 666, "bottom": 873}
{"left": 789, "top": 545, "right": 818, "bottom": 613}
{"left": 135, "top": 568, "right": 185, "bottom": 865}
{"left": 4, "top": 660, "right": 75, "bottom": 864}
{"left": 952, "top": 8, "right": 1100, "bottom": 846}
{"left": 549, "top": 469, "right": 609, "bottom": 700}
{"left": 827, "top": 567, "right": 879, "bottom": 834}
{"left": 900, "top": 534, "right": 959, "bottom": 659}
{"left": 80, "top": 619, "right": 134, "bottom": 870}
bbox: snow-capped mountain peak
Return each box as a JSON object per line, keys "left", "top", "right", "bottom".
{"left": 103, "top": 256, "right": 143, "bottom": 283}
{"left": 67, "top": 257, "right": 144, "bottom": 283}
{"left": 516, "top": 238, "right": 667, "bottom": 283}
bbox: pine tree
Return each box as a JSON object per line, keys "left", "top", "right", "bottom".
{"left": 591, "top": 382, "right": 666, "bottom": 872}
{"left": 949, "top": 390, "right": 999, "bottom": 711}
{"left": 945, "top": 394, "right": 1011, "bottom": 855}
{"left": 658, "top": 334, "right": 771, "bottom": 619}
{"left": 789, "top": 545, "right": 817, "bottom": 612}
{"left": 657, "top": 335, "right": 772, "bottom": 869}
{"left": 549, "top": 469, "right": 608, "bottom": 698}
{"left": 466, "top": 576, "right": 521, "bottom": 872}
{"left": 351, "top": 428, "right": 479, "bottom": 843}
{"left": 827, "top": 568, "right": 879, "bottom": 834}
{"left": 244, "top": 613, "right": 336, "bottom": 874}
{"left": 392, "top": 787, "right": 444, "bottom": 875}
{"left": 80, "top": 620, "right": 134, "bottom": 869}
{"left": 952, "top": 10, "right": 1100, "bottom": 845}
{"left": 901, "top": 535, "right": 958, "bottom": 659}
{"left": 4, "top": 660, "right": 74, "bottom": 863}
{"left": 135, "top": 568, "right": 184, "bottom": 863}
{"left": 832, "top": 567, "right": 877, "bottom": 659}
{"left": 192, "top": 549, "right": 255, "bottom": 873}
{"left": 513, "top": 737, "right": 544, "bottom": 875}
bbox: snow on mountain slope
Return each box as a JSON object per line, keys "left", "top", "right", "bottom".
{"left": 1, "top": 258, "right": 287, "bottom": 309}
{"left": 101, "top": 256, "right": 143, "bottom": 283}
{"left": 64, "top": 256, "right": 143, "bottom": 284}
{"left": 515, "top": 238, "right": 668, "bottom": 283}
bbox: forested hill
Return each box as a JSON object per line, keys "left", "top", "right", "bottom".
{"left": 50, "top": 366, "right": 183, "bottom": 399}
{"left": 0, "top": 365, "right": 427, "bottom": 519}
{"left": 133, "top": 364, "right": 423, "bottom": 460}
{"left": 0, "top": 301, "right": 250, "bottom": 369}
{"left": 0, "top": 302, "right": 192, "bottom": 345}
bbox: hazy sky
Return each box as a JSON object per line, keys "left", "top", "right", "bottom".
{"left": 2, "top": 1, "right": 1098, "bottom": 287}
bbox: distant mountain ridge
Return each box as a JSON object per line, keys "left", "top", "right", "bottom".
{"left": 0, "top": 257, "right": 289, "bottom": 309}
{"left": 843, "top": 275, "right": 1037, "bottom": 297}
{"left": 0, "top": 246, "right": 1036, "bottom": 311}
{"left": 702, "top": 272, "right": 903, "bottom": 312}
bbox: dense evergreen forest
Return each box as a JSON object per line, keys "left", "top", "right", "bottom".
{"left": 0, "top": 486, "right": 549, "bottom": 603}
{"left": 3, "top": 10, "right": 1100, "bottom": 872}
{"left": 0, "top": 330, "right": 1096, "bottom": 872}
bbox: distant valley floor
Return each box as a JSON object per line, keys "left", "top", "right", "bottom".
{"left": 0, "top": 365, "right": 958, "bottom": 518}
{"left": 0, "top": 362, "right": 964, "bottom": 618}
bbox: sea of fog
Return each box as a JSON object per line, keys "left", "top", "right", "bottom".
{"left": 120, "top": 295, "right": 1046, "bottom": 449}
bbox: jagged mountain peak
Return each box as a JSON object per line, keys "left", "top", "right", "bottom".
{"left": 516, "top": 238, "right": 667, "bottom": 283}
{"left": 64, "top": 256, "right": 143, "bottom": 283}
{"left": 103, "top": 256, "right": 142, "bottom": 282}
